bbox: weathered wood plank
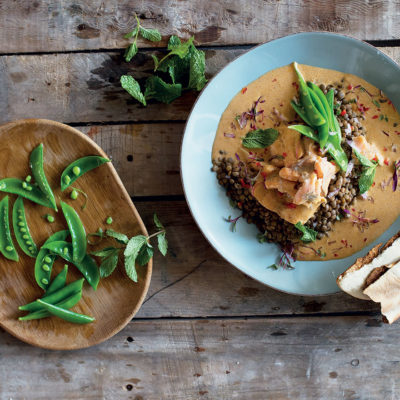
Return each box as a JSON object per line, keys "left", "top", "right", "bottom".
{"left": 0, "top": 1, "right": 399, "bottom": 53}
{"left": 134, "top": 200, "right": 379, "bottom": 318}
{"left": 0, "top": 47, "right": 397, "bottom": 124}
{"left": 0, "top": 316, "right": 397, "bottom": 399}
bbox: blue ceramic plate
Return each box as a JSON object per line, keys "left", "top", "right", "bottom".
{"left": 181, "top": 32, "right": 400, "bottom": 295}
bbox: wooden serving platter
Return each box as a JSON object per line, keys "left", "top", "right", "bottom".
{"left": 0, "top": 119, "right": 152, "bottom": 350}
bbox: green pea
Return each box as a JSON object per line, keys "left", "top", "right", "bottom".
{"left": 26, "top": 240, "right": 32, "bottom": 245}
{"left": 26, "top": 186, "right": 33, "bottom": 191}
{"left": 22, "top": 234, "right": 29, "bottom": 240}
{"left": 18, "top": 221, "right": 24, "bottom": 227}
{"left": 70, "top": 189, "right": 78, "bottom": 200}
{"left": 18, "top": 215, "right": 23, "bottom": 220}
{"left": 18, "top": 209, "right": 23, "bottom": 214}
{"left": 25, "top": 175, "right": 32, "bottom": 182}
{"left": 28, "top": 246, "right": 34, "bottom": 252}
{"left": 42, "top": 264, "right": 50, "bottom": 272}
{"left": 20, "top": 228, "right": 26, "bottom": 233}
{"left": 63, "top": 247, "right": 68, "bottom": 255}
{"left": 0, "top": 183, "right": 5, "bottom": 190}
{"left": 44, "top": 256, "right": 52, "bottom": 263}
{"left": 64, "top": 175, "right": 71, "bottom": 184}
{"left": 72, "top": 166, "right": 81, "bottom": 176}
{"left": 47, "top": 215, "right": 55, "bottom": 223}
{"left": 5, "top": 246, "right": 13, "bottom": 252}
{"left": 22, "top": 182, "right": 28, "bottom": 189}
{"left": 106, "top": 216, "right": 113, "bottom": 225}
{"left": 41, "top": 278, "right": 49, "bottom": 285}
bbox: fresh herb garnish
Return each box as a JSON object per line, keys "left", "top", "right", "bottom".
{"left": 294, "top": 222, "right": 318, "bottom": 242}
{"left": 353, "top": 149, "right": 377, "bottom": 194}
{"left": 224, "top": 215, "right": 242, "bottom": 232}
{"left": 121, "top": 34, "right": 207, "bottom": 106}
{"left": 393, "top": 160, "right": 400, "bottom": 191}
{"left": 90, "top": 214, "right": 167, "bottom": 282}
{"left": 372, "top": 99, "right": 381, "bottom": 108}
{"left": 124, "top": 14, "right": 161, "bottom": 62}
{"left": 242, "top": 128, "right": 279, "bottom": 149}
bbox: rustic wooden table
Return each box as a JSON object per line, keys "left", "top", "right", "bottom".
{"left": 1, "top": 1, "right": 400, "bottom": 399}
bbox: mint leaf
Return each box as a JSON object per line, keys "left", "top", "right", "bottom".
{"left": 168, "top": 35, "right": 181, "bottom": 50}
{"left": 124, "top": 42, "right": 138, "bottom": 62}
{"left": 144, "top": 76, "right": 182, "bottom": 104}
{"left": 100, "top": 250, "right": 120, "bottom": 278}
{"left": 153, "top": 213, "right": 164, "bottom": 230}
{"left": 151, "top": 54, "right": 160, "bottom": 70}
{"left": 137, "top": 243, "right": 154, "bottom": 266}
{"left": 124, "top": 253, "right": 138, "bottom": 282}
{"left": 124, "top": 26, "right": 139, "bottom": 39}
{"left": 187, "top": 46, "right": 207, "bottom": 91}
{"left": 120, "top": 75, "right": 147, "bottom": 106}
{"left": 242, "top": 128, "right": 279, "bottom": 149}
{"left": 157, "top": 232, "right": 168, "bottom": 256}
{"left": 91, "top": 247, "right": 118, "bottom": 257}
{"left": 125, "top": 235, "right": 147, "bottom": 257}
{"left": 353, "top": 149, "right": 375, "bottom": 168}
{"left": 106, "top": 229, "right": 129, "bottom": 244}
{"left": 158, "top": 55, "right": 189, "bottom": 84}
{"left": 358, "top": 165, "right": 377, "bottom": 194}
{"left": 139, "top": 27, "right": 161, "bottom": 42}
{"left": 294, "top": 222, "right": 318, "bottom": 242}
{"left": 155, "top": 37, "right": 194, "bottom": 71}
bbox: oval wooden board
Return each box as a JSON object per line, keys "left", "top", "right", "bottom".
{"left": 0, "top": 119, "right": 152, "bottom": 350}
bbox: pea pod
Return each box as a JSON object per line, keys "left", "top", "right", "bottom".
{"left": 19, "top": 291, "right": 82, "bottom": 321}
{"left": 12, "top": 197, "right": 38, "bottom": 258}
{"left": 308, "top": 82, "right": 333, "bottom": 129}
{"left": 34, "top": 230, "right": 69, "bottom": 290}
{"left": 36, "top": 299, "right": 94, "bottom": 324}
{"left": 29, "top": 144, "right": 57, "bottom": 211}
{"left": 60, "top": 201, "right": 86, "bottom": 263}
{"left": 293, "top": 62, "right": 326, "bottom": 127}
{"left": 46, "top": 264, "right": 68, "bottom": 295}
{"left": 19, "top": 278, "right": 84, "bottom": 312}
{"left": 0, "top": 196, "right": 18, "bottom": 261}
{"left": 290, "top": 101, "right": 313, "bottom": 127}
{"left": 288, "top": 125, "right": 319, "bottom": 142}
{"left": 0, "top": 178, "right": 53, "bottom": 209}
{"left": 60, "top": 156, "right": 110, "bottom": 191}
{"left": 42, "top": 241, "right": 99, "bottom": 290}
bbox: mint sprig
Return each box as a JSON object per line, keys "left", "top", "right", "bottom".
{"left": 294, "top": 222, "right": 318, "bottom": 242}
{"left": 90, "top": 213, "right": 168, "bottom": 282}
{"left": 242, "top": 128, "right": 279, "bottom": 149}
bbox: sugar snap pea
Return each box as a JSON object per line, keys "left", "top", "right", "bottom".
{"left": 19, "top": 291, "right": 82, "bottom": 321}
{"left": 0, "top": 196, "right": 19, "bottom": 261}
{"left": 293, "top": 62, "right": 326, "bottom": 127}
{"left": 0, "top": 178, "right": 53, "bottom": 209}
{"left": 34, "top": 230, "right": 69, "bottom": 290}
{"left": 60, "top": 156, "right": 110, "bottom": 191}
{"left": 12, "top": 197, "right": 38, "bottom": 258}
{"left": 36, "top": 299, "right": 95, "bottom": 324}
{"left": 60, "top": 201, "right": 86, "bottom": 263}
{"left": 19, "top": 278, "right": 84, "bottom": 312}
{"left": 42, "top": 241, "right": 99, "bottom": 290}
{"left": 46, "top": 264, "right": 68, "bottom": 295}
{"left": 29, "top": 144, "right": 57, "bottom": 211}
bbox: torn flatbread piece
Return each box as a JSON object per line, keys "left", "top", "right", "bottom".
{"left": 363, "top": 262, "right": 400, "bottom": 324}
{"left": 337, "top": 232, "right": 400, "bottom": 299}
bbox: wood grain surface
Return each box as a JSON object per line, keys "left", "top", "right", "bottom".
{"left": 0, "top": 1, "right": 399, "bottom": 53}
{"left": 0, "top": 47, "right": 397, "bottom": 124}
{"left": 0, "top": 316, "right": 397, "bottom": 399}
{"left": 0, "top": 119, "right": 152, "bottom": 349}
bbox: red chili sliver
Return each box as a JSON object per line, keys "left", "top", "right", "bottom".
{"left": 282, "top": 152, "right": 287, "bottom": 158}
{"left": 340, "top": 109, "right": 346, "bottom": 116}
{"left": 384, "top": 159, "right": 389, "bottom": 166}
{"left": 372, "top": 115, "right": 379, "bottom": 119}
{"left": 241, "top": 87, "right": 247, "bottom": 94}
{"left": 347, "top": 84, "right": 353, "bottom": 90}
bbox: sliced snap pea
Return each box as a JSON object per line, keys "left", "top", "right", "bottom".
{"left": 42, "top": 241, "right": 99, "bottom": 290}
{"left": 0, "top": 196, "right": 19, "bottom": 261}
{"left": 308, "top": 82, "right": 333, "bottom": 127}
{"left": 19, "top": 291, "right": 82, "bottom": 321}
{"left": 0, "top": 178, "right": 54, "bottom": 209}
{"left": 19, "top": 278, "right": 84, "bottom": 312}
{"left": 288, "top": 125, "right": 319, "bottom": 142}
{"left": 36, "top": 299, "right": 94, "bottom": 324}
{"left": 290, "top": 101, "right": 313, "bottom": 127}
{"left": 60, "top": 156, "right": 110, "bottom": 191}
{"left": 29, "top": 144, "right": 57, "bottom": 211}
{"left": 46, "top": 264, "right": 69, "bottom": 295}
{"left": 12, "top": 197, "right": 38, "bottom": 258}
{"left": 293, "top": 62, "right": 326, "bottom": 127}
{"left": 34, "top": 230, "right": 69, "bottom": 290}
{"left": 60, "top": 201, "right": 86, "bottom": 263}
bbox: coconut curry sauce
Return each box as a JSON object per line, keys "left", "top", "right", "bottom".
{"left": 212, "top": 63, "right": 400, "bottom": 261}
